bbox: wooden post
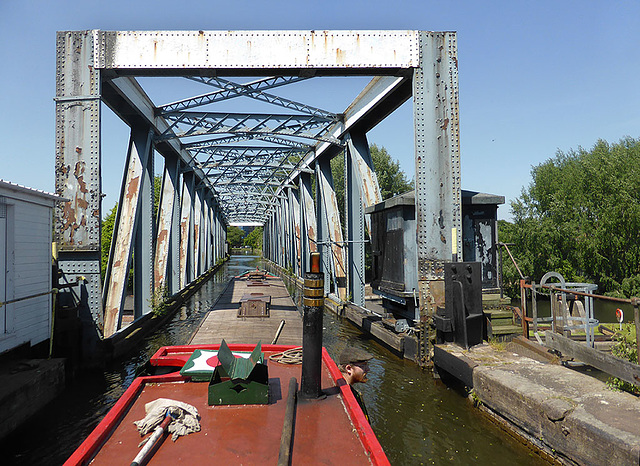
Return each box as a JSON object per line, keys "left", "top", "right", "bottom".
{"left": 632, "top": 297, "right": 640, "bottom": 364}
{"left": 532, "top": 281, "right": 538, "bottom": 335}
{"left": 520, "top": 279, "right": 527, "bottom": 331}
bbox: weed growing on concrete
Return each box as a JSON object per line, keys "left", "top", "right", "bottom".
{"left": 607, "top": 323, "right": 639, "bottom": 395}
{"left": 149, "top": 285, "right": 170, "bottom": 316}
{"left": 488, "top": 337, "right": 507, "bottom": 351}
{"left": 469, "top": 388, "right": 482, "bottom": 407}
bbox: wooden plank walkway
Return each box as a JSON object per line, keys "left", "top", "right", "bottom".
{"left": 190, "top": 276, "right": 303, "bottom": 346}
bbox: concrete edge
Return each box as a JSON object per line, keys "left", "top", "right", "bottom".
{"left": 473, "top": 365, "right": 640, "bottom": 465}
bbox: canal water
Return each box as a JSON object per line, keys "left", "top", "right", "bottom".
{"left": 3, "top": 254, "right": 546, "bottom": 465}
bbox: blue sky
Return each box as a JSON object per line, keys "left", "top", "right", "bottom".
{"left": 1, "top": 0, "right": 638, "bottom": 221}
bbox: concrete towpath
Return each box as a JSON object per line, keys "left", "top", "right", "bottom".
{"left": 189, "top": 274, "right": 303, "bottom": 347}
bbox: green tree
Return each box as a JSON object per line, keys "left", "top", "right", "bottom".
{"left": 244, "top": 226, "right": 263, "bottom": 251}
{"left": 330, "top": 143, "right": 413, "bottom": 219}
{"left": 370, "top": 144, "right": 413, "bottom": 200}
{"left": 101, "top": 203, "right": 118, "bottom": 281}
{"left": 154, "top": 174, "right": 162, "bottom": 220}
{"left": 499, "top": 137, "right": 640, "bottom": 298}
{"left": 227, "top": 226, "right": 245, "bottom": 248}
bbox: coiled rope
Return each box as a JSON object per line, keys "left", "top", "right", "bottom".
{"left": 268, "top": 347, "right": 303, "bottom": 365}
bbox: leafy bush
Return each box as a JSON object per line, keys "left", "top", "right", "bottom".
{"left": 499, "top": 137, "right": 640, "bottom": 299}
{"left": 607, "top": 323, "right": 640, "bottom": 395}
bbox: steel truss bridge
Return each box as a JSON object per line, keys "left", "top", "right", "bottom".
{"left": 55, "top": 30, "right": 461, "bottom": 358}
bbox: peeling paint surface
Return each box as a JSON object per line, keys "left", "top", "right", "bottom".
{"left": 103, "top": 138, "right": 147, "bottom": 337}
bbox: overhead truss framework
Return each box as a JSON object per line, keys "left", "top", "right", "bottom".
{"left": 55, "top": 30, "right": 462, "bottom": 362}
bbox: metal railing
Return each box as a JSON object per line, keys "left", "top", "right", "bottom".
{"left": 520, "top": 275, "right": 640, "bottom": 358}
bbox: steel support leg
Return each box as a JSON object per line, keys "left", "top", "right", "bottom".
{"left": 154, "top": 156, "right": 179, "bottom": 294}
{"left": 134, "top": 134, "right": 154, "bottom": 319}
{"left": 289, "top": 187, "right": 302, "bottom": 277}
{"left": 179, "top": 171, "right": 194, "bottom": 288}
{"left": 316, "top": 157, "right": 346, "bottom": 299}
{"left": 55, "top": 31, "right": 103, "bottom": 352}
{"left": 345, "top": 140, "right": 364, "bottom": 307}
{"left": 413, "top": 32, "right": 463, "bottom": 364}
{"left": 299, "top": 173, "right": 317, "bottom": 274}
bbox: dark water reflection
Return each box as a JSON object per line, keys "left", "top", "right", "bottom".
{"left": 286, "top": 276, "right": 546, "bottom": 465}
{"left": 3, "top": 254, "right": 545, "bottom": 465}
{"left": 322, "top": 312, "right": 546, "bottom": 465}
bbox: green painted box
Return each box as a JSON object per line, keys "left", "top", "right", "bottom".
{"left": 208, "top": 340, "right": 269, "bottom": 405}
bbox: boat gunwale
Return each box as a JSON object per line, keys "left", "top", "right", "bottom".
{"left": 64, "top": 343, "right": 389, "bottom": 466}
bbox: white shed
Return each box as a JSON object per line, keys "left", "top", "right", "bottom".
{"left": 0, "top": 180, "right": 64, "bottom": 355}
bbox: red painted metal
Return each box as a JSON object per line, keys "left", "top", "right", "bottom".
{"left": 322, "top": 347, "right": 390, "bottom": 466}
{"left": 64, "top": 344, "right": 389, "bottom": 466}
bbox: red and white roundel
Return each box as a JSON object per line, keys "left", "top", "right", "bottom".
{"left": 180, "top": 349, "right": 251, "bottom": 381}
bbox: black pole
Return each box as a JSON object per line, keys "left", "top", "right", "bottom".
{"left": 300, "top": 252, "right": 324, "bottom": 399}
{"left": 277, "top": 377, "right": 298, "bottom": 466}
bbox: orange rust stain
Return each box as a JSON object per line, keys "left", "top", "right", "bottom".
{"left": 77, "top": 198, "right": 89, "bottom": 209}
{"left": 157, "top": 229, "right": 169, "bottom": 244}
{"left": 308, "top": 226, "right": 317, "bottom": 252}
{"left": 77, "top": 176, "right": 87, "bottom": 194}
{"left": 126, "top": 176, "right": 140, "bottom": 201}
{"left": 74, "top": 161, "right": 85, "bottom": 177}
{"left": 441, "top": 118, "right": 450, "bottom": 130}
{"left": 62, "top": 202, "right": 76, "bottom": 229}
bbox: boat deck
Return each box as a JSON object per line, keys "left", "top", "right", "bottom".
{"left": 190, "top": 275, "right": 302, "bottom": 346}
{"left": 76, "top": 346, "right": 385, "bottom": 465}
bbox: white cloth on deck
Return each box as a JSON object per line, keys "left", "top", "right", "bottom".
{"left": 134, "top": 398, "right": 201, "bottom": 441}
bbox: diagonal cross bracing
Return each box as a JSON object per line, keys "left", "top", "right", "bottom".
{"left": 183, "top": 134, "right": 314, "bottom": 151}
{"left": 159, "top": 76, "right": 311, "bottom": 113}
{"left": 161, "top": 76, "right": 337, "bottom": 121}
{"left": 158, "top": 111, "right": 340, "bottom": 145}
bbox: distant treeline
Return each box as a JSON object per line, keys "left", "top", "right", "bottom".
{"left": 499, "top": 136, "right": 640, "bottom": 299}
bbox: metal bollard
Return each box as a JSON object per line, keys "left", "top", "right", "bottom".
{"left": 300, "top": 252, "right": 324, "bottom": 399}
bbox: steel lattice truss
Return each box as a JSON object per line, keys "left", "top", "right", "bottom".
{"left": 154, "top": 76, "right": 341, "bottom": 224}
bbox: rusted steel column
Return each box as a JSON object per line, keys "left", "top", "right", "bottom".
{"left": 345, "top": 132, "right": 381, "bottom": 307}
{"left": 283, "top": 193, "right": 293, "bottom": 270}
{"left": 273, "top": 202, "right": 284, "bottom": 267}
{"left": 199, "top": 193, "right": 207, "bottom": 271}
{"left": 133, "top": 136, "right": 154, "bottom": 320}
{"left": 282, "top": 197, "right": 288, "bottom": 268}
{"left": 316, "top": 157, "right": 346, "bottom": 299}
{"left": 346, "top": 132, "right": 382, "bottom": 235}
{"left": 55, "top": 31, "right": 104, "bottom": 339}
{"left": 413, "top": 32, "right": 462, "bottom": 364}
{"left": 299, "top": 173, "right": 317, "bottom": 274}
{"left": 205, "top": 199, "right": 213, "bottom": 270}
{"left": 179, "top": 172, "right": 194, "bottom": 288}
{"left": 263, "top": 217, "right": 269, "bottom": 262}
{"left": 192, "top": 189, "right": 202, "bottom": 278}
{"left": 103, "top": 128, "right": 152, "bottom": 337}
{"left": 154, "top": 156, "right": 179, "bottom": 294}
{"left": 289, "top": 187, "right": 302, "bottom": 277}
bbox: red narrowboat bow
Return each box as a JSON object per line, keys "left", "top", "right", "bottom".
{"left": 65, "top": 343, "right": 389, "bottom": 465}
